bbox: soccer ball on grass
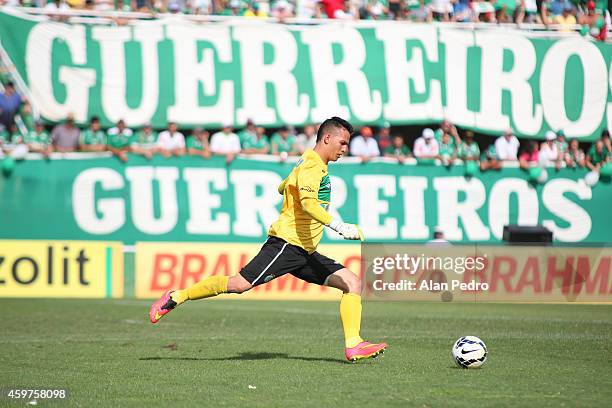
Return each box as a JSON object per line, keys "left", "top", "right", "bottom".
{"left": 452, "top": 336, "right": 487, "bottom": 369}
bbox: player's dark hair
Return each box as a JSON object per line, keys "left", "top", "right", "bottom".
{"left": 316, "top": 116, "right": 354, "bottom": 142}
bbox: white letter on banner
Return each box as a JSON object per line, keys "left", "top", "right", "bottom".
{"left": 325, "top": 176, "right": 347, "bottom": 240}
{"left": 26, "top": 23, "right": 95, "bottom": 122}
{"left": 474, "top": 32, "right": 543, "bottom": 134}
{"left": 302, "top": 25, "right": 382, "bottom": 123}
{"left": 438, "top": 28, "right": 475, "bottom": 127}
{"left": 92, "top": 25, "right": 163, "bottom": 127}
{"left": 234, "top": 25, "right": 308, "bottom": 125}
{"left": 230, "top": 170, "right": 282, "bottom": 237}
{"left": 542, "top": 179, "right": 592, "bottom": 242}
{"left": 72, "top": 168, "right": 125, "bottom": 234}
{"left": 354, "top": 175, "right": 397, "bottom": 239}
{"left": 125, "top": 167, "right": 179, "bottom": 235}
{"left": 540, "top": 39, "right": 607, "bottom": 138}
{"left": 433, "top": 177, "right": 490, "bottom": 241}
{"left": 184, "top": 168, "right": 230, "bottom": 235}
{"left": 376, "top": 24, "right": 443, "bottom": 122}
{"left": 488, "top": 178, "right": 539, "bottom": 240}
{"left": 167, "top": 24, "right": 234, "bottom": 125}
{"left": 399, "top": 177, "right": 429, "bottom": 240}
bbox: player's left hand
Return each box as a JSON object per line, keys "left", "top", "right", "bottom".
{"left": 328, "top": 219, "right": 365, "bottom": 241}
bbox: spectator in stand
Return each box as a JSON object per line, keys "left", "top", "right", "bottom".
{"left": 523, "top": 0, "right": 539, "bottom": 23}
{"left": 554, "top": 4, "right": 577, "bottom": 31}
{"left": 435, "top": 119, "right": 461, "bottom": 152}
{"left": 362, "top": 0, "right": 390, "bottom": 20}
{"left": 243, "top": 126, "right": 270, "bottom": 154}
{"left": 314, "top": 1, "right": 330, "bottom": 18}
{"left": 296, "top": 0, "right": 320, "bottom": 18}
{"left": 320, "top": 0, "right": 345, "bottom": 18}
{"left": 601, "top": 130, "right": 612, "bottom": 152}
{"left": 186, "top": 127, "right": 211, "bottom": 158}
{"left": 192, "top": 0, "right": 214, "bottom": 14}
{"left": 473, "top": 0, "right": 496, "bottom": 22}
{"left": 44, "top": 0, "right": 70, "bottom": 12}
{"left": 437, "top": 131, "right": 456, "bottom": 166}
{"left": 555, "top": 130, "right": 568, "bottom": 158}
{"left": 413, "top": 128, "right": 439, "bottom": 159}
{"left": 51, "top": 114, "right": 80, "bottom": 153}
{"left": 295, "top": 124, "right": 317, "bottom": 154}
{"left": 480, "top": 143, "right": 502, "bottom": 171}
{"left": 565, "top": 138, "right": 585, "bottom": 168}
{"left": 494, "top": 129, "right": 520, "bottom": 161}
{"left": 334, "top": 0, "right": 359, "bottom": 18}
{"left": 383, "top": 134, "right": 411, "bottom": 164}
{"left": 210, "top": 122, "right": 241, "bottom": 163}
{"left": 24, "top": 120, "right": 52, "bottom": 156}
{"left": 350, "top": 126, "right": 380, "bottom": 162}
{"left": 580, "top": 1, "right": 607, "bottom": 41}
{"left": 238, "top": 119, "right": 257, "bottom": 149}
{"left": 408, "top": 0, "right": 432, "bottom": 22}
{"left": 19, "top": 100, "right": 35, "bottom": 132}
{"left": 388, "top": 0, "right": 404, "bottom": 19}
{"left": 4, "top": 123, "right": 28, "bottom": 160}
{"left": 519, "top": 140, "right": 540, "bottom": 170}
{"left": 80, "top": 116, "right": 107, "bottom": 152}
{"left": 0, "top": 82, "right": 22, "bottom": 131}
{"left": 430, "top": 0, "right": 453, "bottom": 21}
{"left": 586, "top": 139, "right": 609, "bottom": 172}
{"left": 271, "top": 125, "right": 298, "bottom": 158}
{"left": 131, "top": 123, "right": 158, "bottom": 159}
{"left": 453, "top": 0, "right": 474, "bottom": 22}
{"left": 495, "top": 0, "right": 520, "bottom": 23}
{"left": 376, "top": 121, "right": 392, "bottom": 152}
{"left": 271, "top": 0, "right": 295, "bottom": 20}
{"left": 157, "top": 121, "right": 185, "bottom": 157}
{"left": 457, "top": 131, "right": 480, "bottom": 162}
{"left": 107, "top": 119, "right": 133, "bottom": 162}
{"left": 539, "top": 131, "right": 561, "bottom": 169}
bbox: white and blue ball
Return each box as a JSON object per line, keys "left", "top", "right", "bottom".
{"left": 452, "top": 336, "right": 487, "bottom": 369}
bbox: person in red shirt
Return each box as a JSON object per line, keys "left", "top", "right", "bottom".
{"left": 320, "top": 0, "right": 344, "bottom": 18}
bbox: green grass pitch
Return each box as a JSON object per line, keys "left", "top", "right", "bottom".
{"left": 2, "top": 298, "right": 611, "bottom": 407}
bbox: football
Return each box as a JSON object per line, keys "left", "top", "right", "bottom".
{"left": 452, "top": 336, "right": 488, "bottom": 369}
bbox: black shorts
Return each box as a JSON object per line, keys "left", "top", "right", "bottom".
{"left": 240, "top": 236, "right": 345, "bottom": 287}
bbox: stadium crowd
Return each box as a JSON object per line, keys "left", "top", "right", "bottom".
{"left": 0, "top": 0, "right": 610, "bottom": 38}
{"left": 1, "top": 80, "right": 611, "bottom": 175}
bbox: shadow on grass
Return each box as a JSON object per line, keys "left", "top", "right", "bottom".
{"left": 139, "top": 352, "right": 345, "bottom": 364}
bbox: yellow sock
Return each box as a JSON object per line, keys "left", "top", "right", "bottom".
{"left": 171, "top": 275, "right": 229, "bottom": 305}
{"left": 340, "top": 293, "right": 364, "bottom": 348}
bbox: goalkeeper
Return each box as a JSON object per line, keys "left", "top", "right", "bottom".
{"left": 149, "top": 117, "right": 387, "bottom": 362}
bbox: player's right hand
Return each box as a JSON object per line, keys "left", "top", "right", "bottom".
{"left": 328, "top": 219, "right": 365, "bottom": 241}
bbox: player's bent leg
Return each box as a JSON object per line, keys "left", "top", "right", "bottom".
{"left": 326, "top": 268, "right": 387, "bottom": 362}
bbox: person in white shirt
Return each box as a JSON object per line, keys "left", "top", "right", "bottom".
{"left": 539, "top": 131, "right": 561, "bottom": 169}
{"left": 157, "top": 122, "right": 185, "bottom": 157}
{"left": 350, "top": 126, "right": 380, "bottom": 163}
{"left": 494, "top": 130, "right": 520, "bottom": 161}
{"left": 413, "top": 128, "right": 439, "bottom": 159}
{"left": 210, "top": 123, "right": 241, "bottom": 163}
{"left": 295, "top": 124, "right": 317, "bottom": 154}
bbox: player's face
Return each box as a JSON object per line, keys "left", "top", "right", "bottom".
{"left": 328, "top": 129, "right": 350, "bottom": 161}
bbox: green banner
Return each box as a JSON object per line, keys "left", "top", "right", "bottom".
{"left": 0, "top": 156, "right": 610, "bottom": 244}
{"left": 0, "top": 10, "right": 611, "bottom": 140}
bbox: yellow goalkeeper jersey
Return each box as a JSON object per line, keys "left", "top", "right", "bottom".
{"left": 268, "top": 149, "right": 333, "bottom": 254}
